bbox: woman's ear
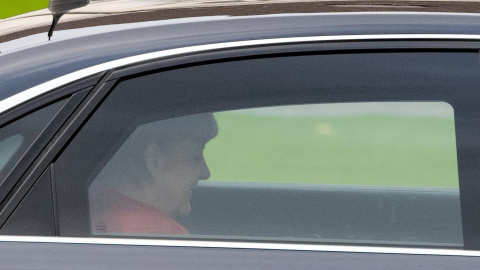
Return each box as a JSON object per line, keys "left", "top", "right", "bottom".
{"left": 145, "top": 143, "right": 164, "bottom": 177}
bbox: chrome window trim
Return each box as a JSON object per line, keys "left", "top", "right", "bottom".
{"left": 0, "top": 236, "right": 479, "bottom": 256}
{"left": 1, "top": 34, "right": 480, "bottom": 114}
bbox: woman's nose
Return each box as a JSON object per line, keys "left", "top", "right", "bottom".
{"left": 199, "top": 156, "right": 210, "bottom": 180}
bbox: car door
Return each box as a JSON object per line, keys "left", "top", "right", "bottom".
{"left": 2, "top": 38, "right": 480, "bottom": 268}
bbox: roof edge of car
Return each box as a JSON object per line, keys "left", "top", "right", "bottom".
{"left": 3, "top": 11, "right": 480, "bottom": 50}
{"left": 3, "top": 2, "right": 480, "bottom": 43}
{"left": 3, "top": 33, "right": 480, "bottom": 115}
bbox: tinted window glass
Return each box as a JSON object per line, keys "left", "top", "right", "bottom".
{"left": 0, "top": 101, "right": 65, "bottom": 183}
{"left": 0, "top": 134, "right": 23, "bottom": 171}
{"left": 54, "top": 52, "right": 478, "bottom": 247}
{"left": 207, "top": 102, "right": 458, "bottom": 188}
{"left": 85, "top": 102, "right": 461, "bottom": 246}
{"left": 190, "top": 103, "right": 461, "bottom": 246}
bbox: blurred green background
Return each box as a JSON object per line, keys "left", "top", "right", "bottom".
{"left": 205, "top": 108, "right": 459, "bottom": 188}
{"left": 0, "top": 0, "right": 49, "bottom": 19}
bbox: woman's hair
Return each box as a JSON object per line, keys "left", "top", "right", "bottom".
{"left": 90, "top": 113, "right": 218, "bottom": 190}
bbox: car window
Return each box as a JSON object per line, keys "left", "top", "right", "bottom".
{"left": 54, "top": 51, "right": 479, "bottom": 247}
{"left": 207, "top": 102, "right": 458, "bottom": 188}
{"left": 0, "top": 134, "right": 23, "bottom": 171}
{"left": 0, "top": 100, "right": 65, "bottom": 184}
{"left": 86, "top": 102, "right": 461, "bottom": 246}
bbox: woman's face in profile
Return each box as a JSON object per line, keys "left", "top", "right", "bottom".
{"left": 146, "top": 137, "right": 212, "bottom": 218}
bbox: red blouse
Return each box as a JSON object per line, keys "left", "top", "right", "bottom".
{"left": 90, "top": 190, "right": 188, "bottom": 235}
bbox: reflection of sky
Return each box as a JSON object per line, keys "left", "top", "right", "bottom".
{"left": 231, "top": 102, "right": 454, "bottom": 119}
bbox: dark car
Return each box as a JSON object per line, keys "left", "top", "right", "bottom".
{"left": 0, "top": 0, "right": 480, "bottom": 268}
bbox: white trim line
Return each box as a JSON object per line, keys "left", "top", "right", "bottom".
{"left": 0, "top": 235, "right": 478, "bottom": 257}
{"left": 2, "top": 34, "right": 480, "bottom": 113}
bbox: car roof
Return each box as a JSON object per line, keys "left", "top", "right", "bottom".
{"left": 2, "top": 12, "right": 480, "bottom": 102}
{"left": 3, "top": 0, "right": 480, "bottom": 42}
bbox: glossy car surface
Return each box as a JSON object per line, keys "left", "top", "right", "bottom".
{"left": 1, "top": 1, "right": 480, "bottom": 268}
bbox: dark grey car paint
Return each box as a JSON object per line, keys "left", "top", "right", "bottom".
{"left": 1, "top": 12, "right": 480, "bottom": 269}
{"left": 3, "top": 12, "right": 480, "bottom": 99}
{"left": 0, "top": 240, "right": 479, "bottom": 270}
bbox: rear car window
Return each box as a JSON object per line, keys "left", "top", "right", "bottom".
{"left": 207, "top": 102, "right": 458, "bottom": 188}
{"left": 87, "top": 102, "right": 461, "bottom": 246}
{"left": 54, "top": 51, "right": 478, "bottom": 247}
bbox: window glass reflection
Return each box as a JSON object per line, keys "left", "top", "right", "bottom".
{"left": 88, "top": 102, "right": 462, "bottom": 247}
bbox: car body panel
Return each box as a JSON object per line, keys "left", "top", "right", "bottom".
{"left": 0, "top": 237, "right": 479, "bottom": 270}
{"left": 3, "top": 32, "right": 480, "bottom": 114}
{"left": 1, "top": 7, "right": 480, "bottom": 268}
{"left": 3, "top": 0, "right": 480, "bottom": 42}
{"left": 3, "top": 12, "right": 480, "bottom": 108}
